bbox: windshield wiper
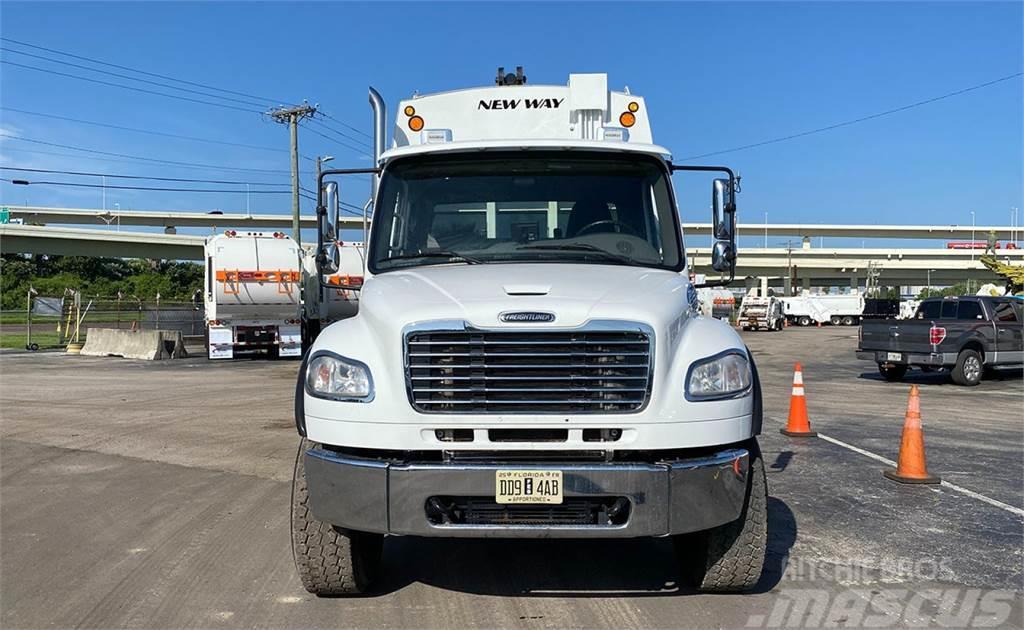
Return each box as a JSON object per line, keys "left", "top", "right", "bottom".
{"left": 379, "top": 250, "right": 484, "bottom": 266}
{"left": 516, "top": 243, "right": 640, "bottom": 266}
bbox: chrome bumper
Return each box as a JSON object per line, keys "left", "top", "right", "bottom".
{"left": 856, "top": 350, "right": 953, "bottom": 366}
{"left": 304, "top": 447, "right": 750, "bottom": 538}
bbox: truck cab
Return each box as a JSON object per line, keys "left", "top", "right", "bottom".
{"left": 292, "top": 71, "right": 766, "bottom": 595}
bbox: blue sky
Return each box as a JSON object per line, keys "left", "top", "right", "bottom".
{"left": 1, "top": 1, "right": 1021, "bottom": 247}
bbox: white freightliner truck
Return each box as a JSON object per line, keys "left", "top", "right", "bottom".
{"left": 204, "top": 230, "right": 303, "bottom": 359}
{"left": 293, "top": 70, "right": 766, "bottom": 595}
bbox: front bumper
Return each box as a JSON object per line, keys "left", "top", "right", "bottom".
{"left": 303, "top": 446, "right": 750, "bottom": 538}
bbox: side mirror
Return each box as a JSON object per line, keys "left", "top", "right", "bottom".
{"left": 316, "top": 182, "right": 341, "bottom": 275}
{"left": 320, "top": 242, "right": 341, "bottom": 275}
{"left": 711, "top": 178, "right": 736, "bottom": 242}
{"left": 711, "top": 240, "right": 736, "bottom": 273}
{"left": 710, "top": 178, "right": 737, "bottom": 276}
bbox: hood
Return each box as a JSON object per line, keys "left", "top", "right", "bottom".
{"left": 359, "top": 263, "right": 689, "bottom": 330}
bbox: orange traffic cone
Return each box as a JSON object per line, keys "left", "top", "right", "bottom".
{"left": 780, "top": 362, "right": 817, "bottom": 437}
{"left": 883, "top": 385, "right": 940, "bottom": 484}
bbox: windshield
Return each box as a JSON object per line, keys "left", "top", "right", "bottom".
{"left": 368, "top": 151, "right": 683, "bottom": 273}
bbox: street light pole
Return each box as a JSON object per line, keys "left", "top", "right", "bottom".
{"left": 1012, "top": 207, "right": 1019, "bottom": 246}
{"left": 763, "top": 211, "right": 768, "bottom": 248}
{"left": 969, "top": 210, "right": 976, "bottom": 293}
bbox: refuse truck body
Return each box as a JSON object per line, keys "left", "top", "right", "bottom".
{"left": 203, "top": 231, "right": 302, "bottom": 359}
{"left": 292, "top": 70, "right": 767, "bottom": 596}
{"left": 738, "top": 291, "right": 784, "bottom": 331}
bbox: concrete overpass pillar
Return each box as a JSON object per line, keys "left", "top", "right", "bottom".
{"left": 850, "top": 273, "right": 858, "bottom": 292}
{"left": 801, "top": 277, "right": 810, "bottom": 294}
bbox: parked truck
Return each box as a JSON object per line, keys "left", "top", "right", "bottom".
{"left": 782, "top": 292, "right": 864, "bottom": 326}
{"left": 203, "top": 230, "right": 303, "bottom": 359}
{"left": 293, "top": 70, "right": 766, "bottom": 595}
{"left": 300, "top": 230, "right": 366, "bottom": 348}
{"left": 738, "top": 289, "right": 785, "bottom": 331}
{"left": 857, "top": 296, "right": 1024, "bottom": 385}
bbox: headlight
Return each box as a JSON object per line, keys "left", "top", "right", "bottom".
{"left": 306, "top": 353, "right": 374, "bottom": 401}
{"left": 686, "top": 351, "right": 751, "bottom": 400}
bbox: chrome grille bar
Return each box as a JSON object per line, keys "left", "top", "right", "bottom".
{"left": 404, "top": 326, "right": 653, "bottom": 414}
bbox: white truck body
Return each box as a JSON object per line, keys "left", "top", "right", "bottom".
{"left": 291, "top": 71, "right": 766, "bottom": 595}
{"left": 301, "top": 241, "right": 366, "bottom": 329}
{"left": 782, "top": 292, "right": 865, "bottom": 326}
{"left": 203, "top": 231, "right": 302, "bottom": 359}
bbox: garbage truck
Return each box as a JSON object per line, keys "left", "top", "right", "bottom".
{"left": 203, "top": 230, "right": 302, "bottom": 359}
{"left": 292, "top": 69, "right": 766, "bottom": 595}
{"left": 738, "top": 288, "right": 785, "bottom": 331}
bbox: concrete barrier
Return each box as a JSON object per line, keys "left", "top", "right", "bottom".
{"left": 80, "top": 328, "right": 187, "bottom": 360}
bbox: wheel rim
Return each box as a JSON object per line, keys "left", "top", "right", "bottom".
{"left": 964, "top": 356, "right": 981, "bottom": 381}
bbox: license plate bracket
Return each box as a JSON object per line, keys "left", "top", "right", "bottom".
{"left": 495, "top": 470, "right": 563, "bottom": 504}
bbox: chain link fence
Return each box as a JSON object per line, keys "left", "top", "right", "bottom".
{"left": 17, "top": 291, "right": 204, "bottom": 351}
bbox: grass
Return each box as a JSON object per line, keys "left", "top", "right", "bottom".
{"left": 0, "top": 329, "right": 66, "bottom": 350}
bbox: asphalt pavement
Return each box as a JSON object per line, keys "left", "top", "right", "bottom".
{"left": 2, "top": 327, "right": 1021, "bottom": 629}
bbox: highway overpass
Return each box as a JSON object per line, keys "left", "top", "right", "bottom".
{"left": 3, "top": 205, "right": 1018, "bottom": 242}
{"left": 3, "top": 206, "right": 366, "bottom": 231}
{"left": 4, "top": 223, "right": 1020, "bottom": 289}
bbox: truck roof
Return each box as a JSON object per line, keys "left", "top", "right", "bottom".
{"left": 385, "top": 73, "right": 667, "bottom": 163}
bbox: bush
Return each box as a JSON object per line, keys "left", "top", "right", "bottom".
{"left": 0, "top": 254, "right": 203, "bottom": 310}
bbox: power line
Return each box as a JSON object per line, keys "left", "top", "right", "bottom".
{"left": 0, "top": 47, "right": 271, "bottom": 109}
{"left": 300, "top": 121, "right": 370, "bottom": 156}
{"left": 3, "top": 178, "right": 292, "bottom": 194}
{"left": 309, "top": 115, "right": 368, "bottom": 146}
{"left": 4, "top": 136, "right": 312, "bottom": 175}
{"left": 0, "top": 36, "right": 293, "bottom": 107}
{"left": 320, "top": 111, "right": 373, "bottom": 140}
{"left": 680, "top": 72, "right": 1024, "bottom": 161}
{"left": 1, "top": 60, "right": 263, "bottom": 113}
{"left": 1, "top": 166, "right": 291, "bottom": 186}
{"left": 0, "top": 145, "right": 312, "bottom": 177}
{"left": 0, "top": 107, "right": 291, "bottom": 154}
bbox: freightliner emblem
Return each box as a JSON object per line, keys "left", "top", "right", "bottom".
{"left": 499, "top": 311, "right": 555, "bottom": 323}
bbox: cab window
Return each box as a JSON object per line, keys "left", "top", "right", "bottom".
{"left": 917, "top": 301, "right": 941, "bottom": 319}
{"left": 957, "top": 301, "right": 982, "bottom": 320}
{"left": 994, "top": 301, "right": 1019, "bottom": 322}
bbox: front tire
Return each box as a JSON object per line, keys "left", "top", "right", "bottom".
{"left": 674, "top": 442, "right": 767, "bottom": 593}
{"left": 291, "top": 438, "right": 383, "bottom": 596}
{"left": 951, "top": 349, "right": 983, "bottom": 386}
{"left": 798, "top": 316, "right": 811, "bottom": 327}
{"left": 878, "top": 363, "right": 908, "bottom": 382}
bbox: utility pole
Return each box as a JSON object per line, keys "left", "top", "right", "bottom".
{"left": 269, "top": 103, "right": 317, "bottom": 245}
{"left": 316, "top": 155, "right": 334, "bottom": 190}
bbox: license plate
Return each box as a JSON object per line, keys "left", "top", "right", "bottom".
{"left": 495, "top": 470, "right": 563, "bottom": 504}
{"left": 886, "top": 352, "right": 903, "bottom": 361}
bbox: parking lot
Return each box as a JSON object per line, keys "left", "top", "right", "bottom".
{"left": 1, "top": 327, "right": 1021, "bottom": 629}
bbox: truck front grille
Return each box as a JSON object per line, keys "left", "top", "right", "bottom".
{"left": 405, "top": 329, "right": 652, "bottom": 414}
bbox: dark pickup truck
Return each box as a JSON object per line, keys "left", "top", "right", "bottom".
{"left": 857, "top": 296, "right": 1023, "bottom": 385}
